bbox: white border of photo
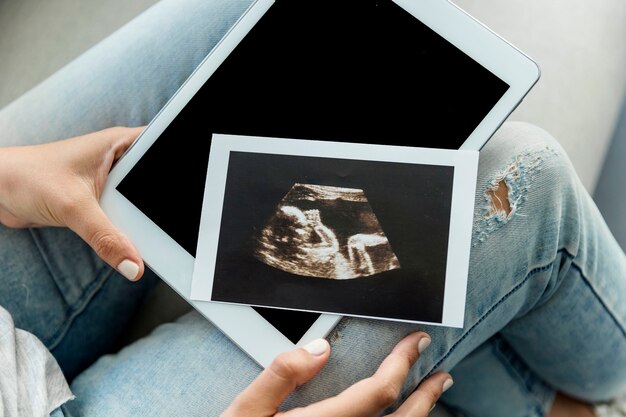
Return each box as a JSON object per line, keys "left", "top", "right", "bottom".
{"left": 191, "top": 134, "right": 479, "bottom": 328}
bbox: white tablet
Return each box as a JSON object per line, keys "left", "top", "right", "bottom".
{"left": 101, "top": 0, "right": 539, "bottom": 368}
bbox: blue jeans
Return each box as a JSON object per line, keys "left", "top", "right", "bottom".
{"left": 0, "top": 1, "right": 624, "bottom": 416}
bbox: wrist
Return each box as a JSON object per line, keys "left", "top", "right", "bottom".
{"left": 0, "top": 147, "right": 16, "bottom": 204}
{"left": 0, "top": 148, "right": 6, "bottom": 204}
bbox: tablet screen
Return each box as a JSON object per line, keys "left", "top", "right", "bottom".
{"left": 117, "top": 0, "right": 509, "bottom": 340}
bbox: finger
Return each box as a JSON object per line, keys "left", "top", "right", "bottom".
{"left": 103, "top": 126, "right": 144, "bottom": 162}
{"left": 65, "top": 197, "right": 144, "bottom": 281}
{"left": 288, "top": 332, "right": 430, "bottom": 417}
{"left": 224, "top": 339, "right": 330, "bottom": 416}
{"left": 389, "top": 372, "right": 453, "bottom": 417}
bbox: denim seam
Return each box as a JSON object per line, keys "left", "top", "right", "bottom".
{"left": 421, "top": 261, "right": 559, "bottom": 417}
{"left": 427, "top": 248, "right": 623, "bottom": 416}
{"left": 47, "top": 268, "right": 115, "bottom": 350}
{"left": 425, "top": 257, "right": 558, "bottom": 378}
{"left": 569, "top": 260, "right": 626, "bottom": 338}
{"left": 28, "top": 229, "right": 70, "bottom": 305}
{"left": 27, "top": 229, "right": 116, "bottom": 349}
{"left": 492, "top": 337, "right": 553, "bottom": 417}
{"left": 562, "top": 245, "right": 625, "bottom": 338}
{"left": 28, "top": 229, "right": 113, "bottom": 351}
{"left": 426, "top": 246, "right": 626, "bottom": 377}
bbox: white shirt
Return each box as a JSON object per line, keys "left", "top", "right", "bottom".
{"left": 0, "top": 305, "right": 72, "bottom": 417}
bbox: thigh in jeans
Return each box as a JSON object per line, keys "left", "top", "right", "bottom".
{"left": 0, "top": 224, "right": 158, "bottom": 380}
{"left": 65, "top": 122, "right": 626, "bottom": 416}
{"left": 0, "top": 0, "right": 255, "bottom": 380}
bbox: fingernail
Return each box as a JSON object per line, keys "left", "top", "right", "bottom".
{"left": 302, "top": 338, "right": 328, "bottom": 356}
{"left": 430, "top": 403, "right": 437, "bottom": 412}
{"left": 442, "top": 378, "right": 454, "bottom": 393}
{"left": 418, "top": 336, "right": 431, "bottom": 354}
{"left": 117, "top": 259, "right": 140, "bottom": 281}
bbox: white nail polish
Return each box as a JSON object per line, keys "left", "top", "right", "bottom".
{"left": 418, "top": 337, "right": 431, "bottom": 354}
{"left": 117, "top": 259, "right": 140, "bottom": 281}
{"left": 302, "top": 339, "right": 328, "bottom": 356}
{"left": 442, "top": 378, "right": 454, "bottom": 393}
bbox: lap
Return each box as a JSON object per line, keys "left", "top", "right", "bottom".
{"left": 63, "top": 122, "right": 626, "bottom": 416}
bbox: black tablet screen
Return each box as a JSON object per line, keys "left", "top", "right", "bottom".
{"left": 117, "top": 0, "right": 508, "bottom": 342}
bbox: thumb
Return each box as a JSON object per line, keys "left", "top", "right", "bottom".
{"left": 67, "top": 198, "right": 144, "bottom": 281}
{"left": 223, "top": 339, "right": 330, "bottom": 416}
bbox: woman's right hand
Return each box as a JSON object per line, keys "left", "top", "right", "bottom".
{"left": 222, "top": 331, "right": 453, "bottom": 417}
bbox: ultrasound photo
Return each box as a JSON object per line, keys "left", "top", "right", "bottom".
{"left": 191, "top": 134, "right": 478, "bottom": 325}
{"left": 254, "top": 183, "right": 401, "bottom": 280}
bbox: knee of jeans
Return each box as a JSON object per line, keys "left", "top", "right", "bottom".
{"left": 473, "top": 122, "right": 580, "bottom": 246}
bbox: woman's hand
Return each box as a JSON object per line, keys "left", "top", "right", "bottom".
{"left": 0, "top": 127, "right": 145, "bottom": 281}
{"left": 222, "top": 332, "right": 453, "bottom": 417}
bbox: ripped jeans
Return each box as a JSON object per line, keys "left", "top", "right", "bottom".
{"left": 0, "top": 1, "right": 624, "bottom": 416}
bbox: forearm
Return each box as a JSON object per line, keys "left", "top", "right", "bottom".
{"left": 0, "top": 146, "right": 15, "bottom": 212}
{"left": 0, "top": 147, "right": 7, "bottom": 198}
{"left": 0, "top": 145, "right": 25, "bottom": 187}
{"left": 0, "top": 145, "right": 33, "bottom": 225}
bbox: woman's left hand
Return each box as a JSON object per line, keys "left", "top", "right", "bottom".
{"left": 0, "top": 127, "right": 145, "bottom": 281}
{"left": 222, "top": 332, "right": 452, "bottom": 417}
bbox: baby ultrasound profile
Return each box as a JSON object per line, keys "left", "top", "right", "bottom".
{"left": 253, "top": 183, "right": 401, "bottom": 279}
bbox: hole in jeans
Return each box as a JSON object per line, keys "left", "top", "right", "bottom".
{"left": 487, "top": 179, "right": 511, "bottom": 218}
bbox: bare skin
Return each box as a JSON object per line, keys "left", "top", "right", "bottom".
{"left": 487, "top": 179, "right": 512, "bottom": 217}
{"left": 548, "top": 393, "right": 596, "bottom": 417}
